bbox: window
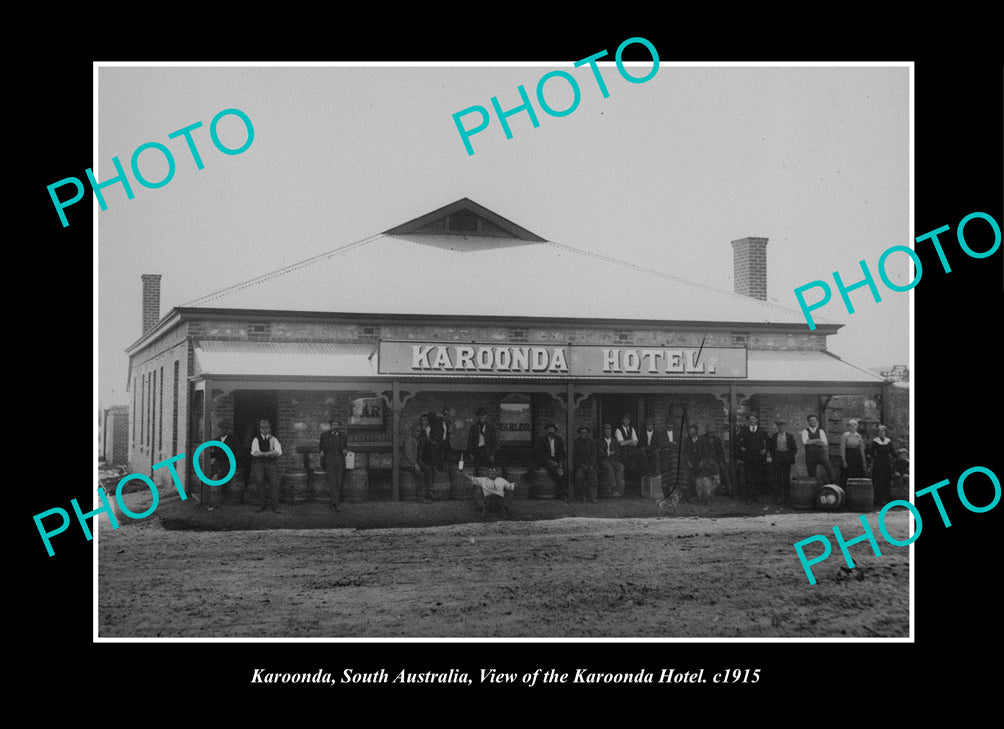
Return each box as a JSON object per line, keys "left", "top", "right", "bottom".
{"left": 159, "top": 366, "right": 164, "bottom": 452}
{"left": 172, "top": 361, "right": 179, "bottom": 453}
{"left": 150, "top": 369, "right": 156, "bottom": 450}
{"left": 248, "top": 322, "right": 271, "bottom": 340}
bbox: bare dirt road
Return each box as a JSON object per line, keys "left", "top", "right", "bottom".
{"left": 97, "top": 493, "right": 910, "bottom": 638}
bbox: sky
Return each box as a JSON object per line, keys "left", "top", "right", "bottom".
{"left": 97, "top": 63, "right": 910, "bottom": 409}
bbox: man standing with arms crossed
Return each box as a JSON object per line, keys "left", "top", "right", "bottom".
{"left": 251, "top": 419, "right": 282, "bottom": 513}
{"left": 801, "top": 413, "right": 835, "bottom": 485}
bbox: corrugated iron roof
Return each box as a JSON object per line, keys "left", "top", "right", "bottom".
{"left": 181, "top": 200, "right": 830, "bottom": 327}
{"left": 747, "top": 350, "right": 887, "bottom": 383}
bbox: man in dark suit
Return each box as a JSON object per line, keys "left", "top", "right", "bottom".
{"left": 466, "top": 407, "right": 498, "bottom": 468}
{"left": 572, "top": 426, "right": 598, "bottom": 502}
{"left": 319, "top": 418, "right": 348, "bottom": 511}
{"left": 535, "top": 423, "right": 566, "bottom": 498}
{"left": 432, "top": 407, "right": 454, "bottom": 470}
{"left": 637, "top": 416, "right": 665, "bottom": 477}
{"left": 736, "top": 413, "right": 771, "bottom": 503}
{"left": 768, "top": 418, "right": 798, "bottom": 506}
{"left": 698, "top": 425, "right": 730, "bottom": 496}
{"left": 597, "top": 423, "right": 625, "bottom": 498}
{"left": 681, "top": 423, "right": 703, "bottom": 496}
{"left": 415, "top": 425, "right": 439, "bottom": 502}
{"left": 209, "top": 420, "right": 234, "bottom": 479}
{"left": 419, "top": 413, "right": 441, "bottom": 472}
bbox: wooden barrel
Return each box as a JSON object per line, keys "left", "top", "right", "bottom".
{"left": 846, "top": 477, "right": 874, "bottom": 512}
{"left": 369, "top": 452, "right": 393, "bottom": 470}
{"left": 283, "top": 469, "right": 309, "bottom": 503}
{"left": 431, "top": 470, "right": 451, "bottom": 501}
{"left": 790, "top": 477, "right": 817, "bottom": 510}
{"left": 531, "top": 468, "right": 557, "bottom": 499}
{"left": 343, "top": 453, "right": 369, "bottom": 503}
{"left": 310, "top": 469, "right": 330, "bottom": 501}
{"left": 817, "top": 484, "right": 845, "bottom": 511}
{"left": 398, "top": 468, "right": 417, "bottom": 501}
{"left": 504, "top": 467, "right": 529, "bottom": 500}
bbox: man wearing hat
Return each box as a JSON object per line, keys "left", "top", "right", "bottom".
{"left": 572, "top": 426, "right": 599, "bottom": 502}
{"left": 736, "top": 413, "right": 770, "bottom": 503}
{"left": 209, "top": 420, "right": 234, "bottom": 480}
{"left": 208, "top": 420, "right": 236, "bottom": 503}
{"left": 467, "top": 407, "right": 498, "bottom": 469}
{"left": 433, "top": 407, "right": 455, "bottom": 470}
{"left": 535, "top": 422, "right": 567, "bottom": 498}
{"left": 768, "top": 418, "right": 798, "bottom": 507}
{"left": 319, "top": 418, "right": 348, "bottom": 511}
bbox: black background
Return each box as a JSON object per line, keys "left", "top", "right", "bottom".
{"left": 21, "top": 23, "right": 1001, "bottom": 714}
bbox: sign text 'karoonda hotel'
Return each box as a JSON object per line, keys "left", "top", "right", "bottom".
{"left": 378, "top": 342, "right": 748, "bottom": 378}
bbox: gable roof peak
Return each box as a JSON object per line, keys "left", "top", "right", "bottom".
{"left": 382, "top": 198, "right": 546, "bottom": 242}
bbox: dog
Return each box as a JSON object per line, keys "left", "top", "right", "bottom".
{"left": 694, "top": 473, "right": 721, "bottom": 504}
{"left": 657, "top": 487, "right": 683, "bottom": 512}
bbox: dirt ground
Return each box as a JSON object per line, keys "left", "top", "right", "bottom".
{"left": 97, "top": 491, "right": 910, "bottom": 638}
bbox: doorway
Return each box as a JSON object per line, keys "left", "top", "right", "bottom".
{"left": 233, "top": 390, "right": 278, "bottom": 486}
{"left": 598, "top": 394, "right": 644, "bottom": 495}
{"left": 598, "top": 394, "right": 642, "bottom": 433}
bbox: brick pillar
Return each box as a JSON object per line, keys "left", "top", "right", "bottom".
{"left": 731, "top": 237, "right": 768, "bottom": 301}
{"left": 141, "top": 274, "right": 162, "bottom": 334}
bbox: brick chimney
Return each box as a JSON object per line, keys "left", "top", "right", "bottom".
{"left": 141, "top": 274, "right": 162, "bottom": 334}
{"left": 731, "top": 237, "right": 768, "bottom": 301}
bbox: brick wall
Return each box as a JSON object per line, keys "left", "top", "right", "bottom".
{"left": 731, "top": 237, "right": 768, "bottom": 301}
{"left": 141, "top": 274, "right": 161, "bottom": 334}
{"left": 128, "top": 338, "right": 188, "bottom": 489}
{"left": 191, "top": 318, "right": 827, "bottom": 351}
{"left": 107, "top": 406, "right": 129, "bottom": 466}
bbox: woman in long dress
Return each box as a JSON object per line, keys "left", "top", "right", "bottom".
{"left": 868, "top": 425, "right": 896, "bottom": 505}
{"left": 840, "top": 418, "right": 866, "bottom": 483}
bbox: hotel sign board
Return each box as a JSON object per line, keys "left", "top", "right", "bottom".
{"left": 378, "top": 342, "right": 747, "bottom": 378}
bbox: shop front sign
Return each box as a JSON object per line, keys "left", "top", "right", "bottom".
{"left": 378, "top": 342, "right": 747, "bottom": 378}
